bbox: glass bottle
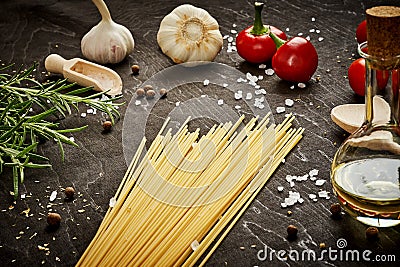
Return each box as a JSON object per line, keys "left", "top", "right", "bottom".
{"left": 331, "top": 42, "right": 400, "bottom": 227}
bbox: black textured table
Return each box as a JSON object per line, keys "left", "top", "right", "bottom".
{"left": 1, "top": 0, "right": 400, "bottom": 266}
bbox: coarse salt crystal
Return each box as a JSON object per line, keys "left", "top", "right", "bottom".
{"left": 109, "top": 197, "right": 116, "bottom": 208}
{"left": 135, "top": 100, "right": 141, "bottom": 106}
{"left": 290, "top": 181, "right": 295, "bottom": 187}
{"left": 217, "top": 99, "right": 224, "bottom": 106}
{"left": 175, "top": 102, "right": 180, "bottom": 107}
{"left": 223, "top": 35, "right": 229, "bottom": 39}
{"left": 203, "top": 79, "right": 210, "bottom": 86}
{"left": 298, "top": 32, "right": 303, "bottom": 36}
{"left": 228, "top": 37, "right": 234, "bottom": 42}
{"left": 315, "top": 179, "right": 326, "bottom": 186}
{"left": 316, "top": 29, "right": 321, "bottom": 34}
{"left": 201, "top": 94, "right": 206, "bottom": 98}
{"left": 281, "top": 203, "right": 288, "bottom": 208}
{"left": 258, "top": 75, "right": 263, "bottom": 80}
{"left": 318, "top": 191, "right": 329, "bottom": 198}
{"left": 277, "top": 186, "right": 284, "bottom": 192}
{"left": 49, "top": 191, "right": 57, "bottom": 202}
{"left": 318, "top": 37, "right": 324, "bottom": 42}
{"left": 309, "top": 29, "right": 315, "bottom": 33}
{"left": 276, "top": 106, "right": 285, "bottom": 113}
{"left": 290, "top": 85, "right": 295, "bottom": 90}
{"left": 310, "top": 176, "right": 317, "bottom": 181}
{"left": 311, "top": 17, "right": 316, "bottom": 22}
{"left": 255, "top": 85, "right": 261, "bottom": 89}
{"left": 222, "top": 83, "right": 228, "bottom": 88}
{"left": 298, "top": 83, "right": 306, "bottom": 88}
{"left": 285, "top": 99, "right": 294, "bottom": 107}
{"left": 191, "top": 240, "right": 200, "bottom": 251}
{"left": 235, "top": 105, "right": 241, "bottom": 110}
{"left": 309, "top": 169, "right": 319, "bottom": 176}
{"left": 298, "top": 198, "right": 304, "bottom": 204}
{"left": 21, "top": 194, "right": 26, "bottom": 199}
{"left": 80, "top": 113, "right": 87, "bottom": 118}
{"left": 306, "top": 36, "right": 311, "bottom": 41}
{"left": 234, "top": 92, "right": 242, "bottom": 100}
{"left": 69, "top": 137, "right": 75, "bottom": 142}
{"left": 231, "top": 29, "right": 237, "bottom": 34}
{"left": 232, "top": 23, "right": 237, "bottom": 28}
{"left": 265, "top": 68, "right": 274, "bottom": 76}
{"left": 259, "top": 64, "right": 267, "bottom": 69}
{"left": 86, "top": 109, "right": 94, "bottom": 114}
{"left": 286, "top": 27, "right": 290, "bottom": 31}
{"left": 309, "top": 194, "right": 316, "bottom": 199}
{"left": 246, "top": 93, "right": 252, "bottom": 100}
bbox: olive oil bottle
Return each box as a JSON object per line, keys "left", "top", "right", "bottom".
{"left": 331, "top": 6, "right": 400, "bottom": 227}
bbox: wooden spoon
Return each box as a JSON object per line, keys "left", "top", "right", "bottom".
{"left": 330, "top": 96, "right": 390, "bottom": 133}
{"left": 45, "top": 54, "right": 122, "bottom": 96}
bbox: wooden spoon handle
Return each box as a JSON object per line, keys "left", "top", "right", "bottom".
{"left": 45, "top": 54, "right": 68, "bottom": 74}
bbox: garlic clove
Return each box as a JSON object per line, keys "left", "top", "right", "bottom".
{"left": 81, "top": 0, "right": 134, "bottom": 64}
{"left": 157, "top": 4, "right": 223, "bottom": 63}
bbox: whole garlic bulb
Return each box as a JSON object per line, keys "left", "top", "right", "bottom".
{"left": 157, "top": 4, "right": 223, "bottom": 63}
{"left": 81, "top": 0, "right": 134, "bottom": 64}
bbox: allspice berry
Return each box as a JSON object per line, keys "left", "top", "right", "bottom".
{"left": 102, "top": 120, "right": 113, "bottom": 131}
{"left": 287, "top": 224, "right": 298, "bottom": 237}
{"left": 64, "top": 187, "right": 75, "bottom": 199}
{"left": 47, "top": 212, "right": 61, "bottom": 227}
{"left": 330, "top": 203, "right": 342, "bottom": 218}
{"left": 366, "top": 227, "right": 379, "bottom": 240}
{"left": 146, "top": 89, "right": 156, "bottom": 99}
{"left": 143, "top": 85, "right": 153, "bottom": 92}
{"left": 136, "top": 88, "right": 145, "bottom": 97}
{"left": 131, "top": 64, "right": 140, "bottom": 75}
{"left": 159, "top": 88, "right": 168, "bottom": 98}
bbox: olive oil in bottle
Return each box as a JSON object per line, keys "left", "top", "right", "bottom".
{"left": 332, "top": 158, "right": 400, "bottom": 227}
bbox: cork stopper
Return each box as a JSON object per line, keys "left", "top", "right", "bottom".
{"left": 366, "top": 6, "right": 400, "bottom": 69}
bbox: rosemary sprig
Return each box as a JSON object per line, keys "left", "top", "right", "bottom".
{"left": 0, "top": 63, "right": 123, "bottom": 198}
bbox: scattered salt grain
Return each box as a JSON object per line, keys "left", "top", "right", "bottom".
{"left": 175, "top": 102, "right": 180, "bottom": 107}
{"left": 135, "top": 100, "right": 141, "bottom": 106}
{"left": 309, "top": 29, "right": 315, "bottom": 33}
{"left": 298, "top": 32, "right": 303, "bottom": 36}
{"left": 69, "top": 137, "right": 75, "bottom": 142}
{"left": 259, "top": 64, "right": 267, "bottom": 69}
{"left": 49, "top": 191, "right": 57, "bottom": 202}
{"left": 318, "top": 191, "right": 329, "bottom": 198}
{"left": 235, "top": 105, "right": 241, "bottom": 110}
{"left": 309, "top": 169, "right": 319, "bottom": 176}
{"left": 258, "top": 75, "right": 263, "bottom": 80}
{"left": 281, "top": 203, "right": 287, "bottom": 208}
{"left": 316, "top": 29, "right": 321, "bottom": 34}
{"left": 315, "top": 179, "right": 326, "bottom": 186}
{"left": 80, "top": 113, "right": 87, "bottom": 118}
{"left": 21, "top": 194, "right": 26, "bottom": 199}
{"left": 298, "top": 83, "right": 306, "bottom": 88}
{"left": 191, "top": 240, "right": 200, "bottom": 251}
{"left": 286, "top": 27, "right": 290, "bottom": 32}
{"left": 230, "top": 29, "right": 237, "bottom": 34}
{"left": 309, "top": 194, "right": 316, "bottom": 199}
{"left": 232, "top": 23, "right": 237, "bottom": 28}
{"left": 265, "top": 68, "right": 274, "bottom": 76}
{"left": 218, "top": 99, "right": 224, "bottom": 106}
{"left": 276, "top": 106, "right": 286, "bottom": 113}
{"left": 86, "top": 108, "right": 94, "bottom": 114}
{"left": 109, "top": 197, "right": 116, "bottom": 208}
{"left": 234, "top": 91, "right": 242, "bottom": 100}
{"left": 290, "top": 85, "right": 295, "bottom": 90}
{"left": 201, "top": 94, "right": 206, "bottom": 98}
{"left": 285, "top": 99, "right": 294, "bottom": 107}
{"left": 298, "top": 198, "right": 304, "bottom": 204}
{"left": 318, "top": 37, "right": 324, "bottom": 42}
{"left": 203, "top": 79, "right": 210, "bottom": 86}
{"left": 228, "top": 36, "right": 234, "bottom": 42}
{"left": 245, "top": 93, "right": 252, "bottom": 100}
{"left": 222, "top": 83, "right": 228, "bottom": 88}
{"left": 311, "top": 17, "right": 316, "bottom": 22}
{"left": 277, "top": 186, "right": 284, "bottom": 192}
{"left": 223, "top": 35, "right": 229, "bottom": 39}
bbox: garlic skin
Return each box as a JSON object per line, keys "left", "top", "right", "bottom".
{"left": 81, "top": 0, "right": 134, "bottom": 64}
{"left": 157, "top": 4, "right": 223, "bottom": 63}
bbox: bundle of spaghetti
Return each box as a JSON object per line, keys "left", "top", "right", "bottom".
{"left": 77, "top": 114, "right": 303, "bottom": 267}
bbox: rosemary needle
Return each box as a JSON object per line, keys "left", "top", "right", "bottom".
{"left": 0, "top": 63, "right": 122, "bottom": 199}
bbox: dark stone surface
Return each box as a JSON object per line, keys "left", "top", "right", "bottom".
{"left": 0, "top": 0, "right": 399, "bottom": 266}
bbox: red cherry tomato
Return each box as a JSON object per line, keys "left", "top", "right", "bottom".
{"left": 356, "top": 20, "right": 367, "bottom": 44}
{"left": 271, "top": 37, "right": 318, "bottom": 83}
{"left": 236, "top": 26, "right": 287, "bottom": 64}
{"left": 348, "top": 58, "right": 366, "bottom": 96}
{"left": 348, "top": 58, "right": 389, "bottom": 96}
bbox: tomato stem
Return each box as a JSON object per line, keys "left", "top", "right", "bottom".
{"left": 250, "top": 2, "right": 268, "bottom": 35}
{"left": 269, "top": 29, "right": 286, "bottom": 49}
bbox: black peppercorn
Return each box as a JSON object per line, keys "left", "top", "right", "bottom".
{"left": 131, "top": 64, "right": 140, "bottom": 75}
{"left": 47, "top": 213, "right": 61, "bottom": 227}
{"left": 64, "top": 187, "right": 75, "bottom": 199}
{"left": 330, "top": 203, "right": 342, "bottom": 218}
{"left": 287, "top": 224, "right": 298, "bottom": 238}
{"left": 103, "top": 121, "right": 113, "bottom": 131}
{"left": 366, "top": 227, "right": 379, "bottom": 240}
